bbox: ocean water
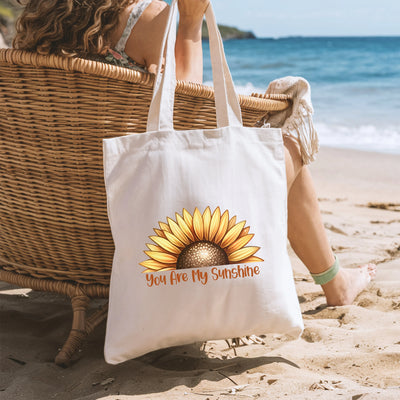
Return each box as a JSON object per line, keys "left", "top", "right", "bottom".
{"left": 203, "top": 37, "right": 400, "bottom": 154}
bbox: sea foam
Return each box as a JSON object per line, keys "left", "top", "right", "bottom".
{"left": 315, "top": 123, "right": 400, "bottom": 154}
{"left": 204, "top": 81, "right": 400, "bottom": 154}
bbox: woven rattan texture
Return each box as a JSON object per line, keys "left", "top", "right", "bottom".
{"left": 0, "top": 49, "right": 290, "bottom": 285}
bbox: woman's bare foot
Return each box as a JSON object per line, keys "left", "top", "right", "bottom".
{"left": 321, "top": 264, "right": 377, "bottom": 306}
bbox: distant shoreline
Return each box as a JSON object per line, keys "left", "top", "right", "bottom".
{"left": 202, "top": 21, "right": 256, "bottom": 40}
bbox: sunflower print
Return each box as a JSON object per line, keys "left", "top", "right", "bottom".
{"left": 140, "top": 207, "right": 264, "bottom": 273}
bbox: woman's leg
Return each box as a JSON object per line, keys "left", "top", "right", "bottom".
{"left": 284, "top": 136, "right": 376, "bottom": 306}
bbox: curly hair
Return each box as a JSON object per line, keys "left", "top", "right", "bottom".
{"left": 13, "top": 0, "right": 135, "bottom": 56}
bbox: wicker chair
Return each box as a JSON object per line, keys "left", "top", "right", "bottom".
{"left": 0, "top": 48, "right": 291, "bottom": 365}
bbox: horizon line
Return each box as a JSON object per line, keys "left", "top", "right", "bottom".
{"left": 253, "top": 34, "right": 400, "bottom": 40}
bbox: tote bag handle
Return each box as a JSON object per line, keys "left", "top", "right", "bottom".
{"left": 147, "top": 0, "right": 243, "bottom": 132}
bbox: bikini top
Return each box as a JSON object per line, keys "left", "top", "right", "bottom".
{"left": 103, "top": 0, "right": 154, "bottom": 72}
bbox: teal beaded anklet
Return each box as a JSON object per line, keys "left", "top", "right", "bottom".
{"left": 311, "top": 255, "right": 340, "bottom": 285}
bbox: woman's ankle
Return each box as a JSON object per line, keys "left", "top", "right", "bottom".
{"left": 322, "top": 269, "right": 350, "bottom": 306}
{"left": 321, "top": 265, "right": 376, "bottom": 306}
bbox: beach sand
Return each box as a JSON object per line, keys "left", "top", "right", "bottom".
{"left": 1, "top": 147, "right": 399, "bottom": 400}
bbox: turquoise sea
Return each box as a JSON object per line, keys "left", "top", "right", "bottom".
{"left": 203, "top": 37, "right": 400, "bottom": 154}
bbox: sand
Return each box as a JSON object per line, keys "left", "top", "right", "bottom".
{"left": 1, "top": 147, "right": 399, "bottom": 400}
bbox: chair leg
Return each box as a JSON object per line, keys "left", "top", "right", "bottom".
{"left": 54, "top": 290, "right": 108, "bottom": 366}
{"left": 0, "top": 269, "right": 109, "bottom": 366}
{"left": 55, "top": 291, "right": 90, "bottom": 366}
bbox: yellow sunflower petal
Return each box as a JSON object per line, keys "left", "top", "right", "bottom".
{"left": 241, "top": 256, "right": 264, "bottom": 263}
{"left": 183, "top": 208, "right": 193, "bottom": 232}
{"left": 220, "top": 220, "right": 246, "bottom": 248}
{"left": 146, "top": 243, "right": 163, "bottom": 252}
{"left": 159, "top": 267, "right": 176, "bottom": 272}
{"left": 193, "top": 207, "right": 204, "bottom": 240}
{"left": 154, "top": 228, "right": 166, "bottom": 239}
{"left": 227, "top": 215, "right": 237, "bottom": 231}
{"left": 164, "top": 230, "right": 185, "bottom": 248}
{"left": 145, "top": 251, "right": 177, "bottom": 264}
{"left": 176, "top": 213, "right": 196, "bottom": 242}
{"left": 159, "top": 222, "right": 172, "bottom": 233}
{"left": 214, "top": 210, "right": 229, "bottom": 244}
{"left": 139, "top": 259, "right": 168, "bottom": 270}
{"left": 238, "top": 226, "right": 250, "bottom": 238}
{"left": 203, "top": 207, "right": 212, "bottom": 240}
{"left": 168, "top": 217, "right": 190, "bottom": 245}
{"left": 142, "top": 269, "right": 156, "bottom": 274}
{"left": 150, "top": 236, "right": 181, "bottom": 254}
{"left": 228, "top": 246, "right": 260, "bottom": 262}
{"left": 209, "top": 207, "right": 221, "bottom": 242}
{"left": 225, "top": 234, "right": 254, "bottom": 254}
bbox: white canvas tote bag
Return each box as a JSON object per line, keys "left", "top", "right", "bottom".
{"left": 103, "top": 0, "right": 303, "bottom": 364}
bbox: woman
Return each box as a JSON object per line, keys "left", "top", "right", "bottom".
{"left": 13, "top": 0, "right": 207, "bottom": 81}
{"left": 13, "top": 0, "right": 376, "bottom": 306}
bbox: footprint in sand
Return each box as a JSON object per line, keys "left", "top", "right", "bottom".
{"left": 385, "top": 244, "right": 400, "bottom": 258}
{"left": 321, "top": 210, "right": 333, "bottom": 215}
{"left": 301, "top": 327, "right": 323, "bottom": 343}
{"left": 331, "top": 245, "right": 350, "bottom": 251}
{"left": 355, "top": 292, "right": 397, "bottom": 311}
{"left": 366, "top": 202, "right": 400, "bottom": 212}
{"left": 324, "top": 223, "right": 348, "bottom": 235}
{"left": 370, "top": 219, "right": 400, "bottom": 224}
{"left": 318, "top": 197, "right": 347, "bottom": 202}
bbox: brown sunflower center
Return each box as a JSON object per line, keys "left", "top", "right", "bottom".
{"left": 176, "top": 241, "right": 229, "bottom": 270}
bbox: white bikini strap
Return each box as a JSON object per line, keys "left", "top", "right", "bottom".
{"left": 114, "top": 0, "right": 153, "bottom": 53}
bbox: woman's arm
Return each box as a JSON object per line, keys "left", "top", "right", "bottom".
{"left": 175, "top": 0, "right": 210, "bottom": 83}
{"left": 121, "top": 0, "right": 209, "bottom": 83}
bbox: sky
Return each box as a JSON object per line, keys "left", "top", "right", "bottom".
{"left": 208, "top": 0, "right": 400, "bottom": 38}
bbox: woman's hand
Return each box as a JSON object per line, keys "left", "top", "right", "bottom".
{"left": 177, "top": 0, "right": 210, "bottom": 30}
{"left": 175, "top": 0, "right": 210, "bottom": 83}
